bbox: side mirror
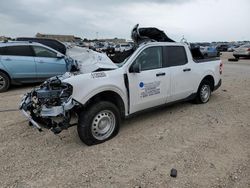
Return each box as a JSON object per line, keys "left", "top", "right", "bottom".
{"left": 129, "top": 63, "right": 141, "bottom": 73}
{"left": 56, "top": 53, "right": 64, "bottom": 59}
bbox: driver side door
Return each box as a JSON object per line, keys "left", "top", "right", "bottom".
{"left": 127, "top": 46, "right": 171, "bottom": 114}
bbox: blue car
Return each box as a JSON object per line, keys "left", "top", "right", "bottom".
{"left": 200, "top": 46, "right": 219, "bottom": 58}
{"left": 0, "top": 41, "right": 76, "bottom": 92}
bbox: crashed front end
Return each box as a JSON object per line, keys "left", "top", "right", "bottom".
{"left": 20, "top": 76, "right": 80, "bottom": 134}
{"left": 20, "top": 45, "right": 119, "bottom": 134}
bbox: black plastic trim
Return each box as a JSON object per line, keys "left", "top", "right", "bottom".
{"left": 124, "top": 73, "right": 130, "bottom": 114}
{"left": 213, "top": 79, "right": 222, "bottom": 91}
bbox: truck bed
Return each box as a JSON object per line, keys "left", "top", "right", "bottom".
{"left": 194, "top": 57, "right": 220, "bottom": 63}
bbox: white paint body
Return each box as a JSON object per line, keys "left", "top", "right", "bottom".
{"left": 64, "top": 42, "right": 222, "bottom": 116}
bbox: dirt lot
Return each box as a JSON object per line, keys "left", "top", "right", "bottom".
{"left": 0, "top": 53, "right": 249, "bottom": 188}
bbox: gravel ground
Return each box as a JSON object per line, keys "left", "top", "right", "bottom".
{"left": 0, "top": 53, "right": 249, "bottom": 188}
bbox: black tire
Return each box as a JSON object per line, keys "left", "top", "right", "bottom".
{"left": 195, "top": 80, "right": 212, "bottom": 104}
{"left": 77, "top": 101, "right": 121, "bottom": 146}
{"left": 0, "top": 71, "right": 10, "bottom": 93}
{"left": 228, "top": 58, "right": 238, "bottom": 62}
{"left": 234, "top": 55, "right": 239, "bottom": 59}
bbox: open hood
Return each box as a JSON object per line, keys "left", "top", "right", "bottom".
{"left": 131, "top": 24, "right": 175, "bottom": 45}
{"left": 67, "top": 46, "right": 118, "bottom": 74}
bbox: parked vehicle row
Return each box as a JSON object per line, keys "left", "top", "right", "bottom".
{"left": 194, "top": 43, "right": 250, "bottom": 59}
{"left": 216, "top": 44, "right": 229, "bottom": 52}
{"left": 89, "top": 42, "right": 133, "bottom": 53}
{"left": 233, "top": 44, "right": 250, "bottom": 59}
{"left": 114, "top": 43, "right": 133, "bottom": 52}
{"left": 199, "top": 46, "right": 220, "bottom": 58}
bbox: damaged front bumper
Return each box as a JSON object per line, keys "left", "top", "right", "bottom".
{"left": 19, "top": 76, "right": 80, "bottom": 134}
{"left": 21, "top": 108, "right": 43, "bottom": 131}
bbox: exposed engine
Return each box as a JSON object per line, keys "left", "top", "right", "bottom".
{"left": 20, "top": 76, "right": 79, "bottom": 134}
{"left": 35, "top": 77, "right": 73, "bottom": 107}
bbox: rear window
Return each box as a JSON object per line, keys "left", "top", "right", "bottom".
{"left": 164, "top": 46, "right": 188, "bottom": 67}
{"left": 1, "top": 45, "right": 33, "bottom": 56}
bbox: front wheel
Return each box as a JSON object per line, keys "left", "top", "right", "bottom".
{"left": 195, "top": 81, "right": 212, "bottom": 104}
{"left": 77, "top": 101, "right": 121, "bottom": 146}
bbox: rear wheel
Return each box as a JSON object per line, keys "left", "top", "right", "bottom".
{"left": 0, "top": 71, "right": 10, "bottom": 93}
{"left": 77, "top": 101, "right": 121, "bottom": 146}
{"left": 195, "top": 80, "right": 212, "bottom": 104}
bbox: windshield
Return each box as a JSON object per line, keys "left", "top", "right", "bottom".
{"left": 117, "top": 55, "right": 132, "bottom": 67}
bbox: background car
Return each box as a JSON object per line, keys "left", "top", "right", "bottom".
{"left": 0, "top": 41, "right": 74, "bottom": 92}
{"left": 16, "top": 37, "right": 67, "bottom": 55}
{"left": 114, "top": 43, "right": 132, "bottom": 52}
{"left": 233, "top": 44, "right": 250, "bottom": 59}
{"left": 216, "top": 44, "right": 229, "bottom": 52}
{"left": 200, "top": 46, "right": 219, "bottom": 58}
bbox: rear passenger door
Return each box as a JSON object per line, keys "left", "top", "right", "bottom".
{"left": 32, "top": 46, "right": 66, "bottom": 80}
{"left": 0, "top": 45, "right": 36, "bottom": 82}
{"left": 164, "top": 46, "right": 196, "bottom": 102}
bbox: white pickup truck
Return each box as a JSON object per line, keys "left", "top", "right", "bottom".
{"left": 20, "top": 41, "right": 222, "bottom": 146}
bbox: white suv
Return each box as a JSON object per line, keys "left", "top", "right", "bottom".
{"left": 115, "top": 43, "right": 132, "bottom": 52}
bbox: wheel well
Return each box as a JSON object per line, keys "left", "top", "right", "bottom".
{"left": 0, "top": 69, "right": 11, "bottom": 81}
{"left": 84, "top": 91, "right": 125, "bottom": 118}
{"left": 201, "top": 75, "right": 215, "bottom": 91}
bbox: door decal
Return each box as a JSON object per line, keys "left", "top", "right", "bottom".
{"left": 140, "top": 81, "right": 161, "bottom": 98}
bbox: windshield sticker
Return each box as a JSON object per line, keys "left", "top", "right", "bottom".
{"left": 91, "top": 72, "right": 106, "bottom": 78}
{"left": 140, "top": 81, "right": 161, "bottom": 98}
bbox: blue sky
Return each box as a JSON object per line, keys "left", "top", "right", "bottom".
{"left": 0, "top": 0, "right": 249, "bottom": 42}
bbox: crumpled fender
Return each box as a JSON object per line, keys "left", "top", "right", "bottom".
{"left": 64, "top": 71, "right": 129, "bottom": 115}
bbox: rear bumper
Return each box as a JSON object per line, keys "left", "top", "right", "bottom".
{"left": 214, "top": 79, "right": 222, "bottom": 91}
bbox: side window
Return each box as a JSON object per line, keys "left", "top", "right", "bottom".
{"left": 3, "top": 45, "right": 33, "bottom": 56}
{"left": 165, "top": 46, "right": 188, "bottom": 67}
{"left": 0, "top": 47, "right": 4, "bottom": 55}
{"left": 33, "top": 46, "right": 57, "bottom": 58}
{"left": 134, "top": 46, "right": 162, "bottom": 71}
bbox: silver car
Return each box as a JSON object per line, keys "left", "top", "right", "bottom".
{"left": 233, "top": 44, "right": 250, "bottom": 59}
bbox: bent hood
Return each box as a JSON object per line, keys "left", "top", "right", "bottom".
{"left": 67, "top": 46, "right": 118, "bottom": 74}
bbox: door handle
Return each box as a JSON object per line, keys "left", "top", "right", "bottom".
{"left": 183, "top": 68, "right": 191, "bottom": 72}
{"left": 156, "top": 72, "right": 166, "bottom": 77}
